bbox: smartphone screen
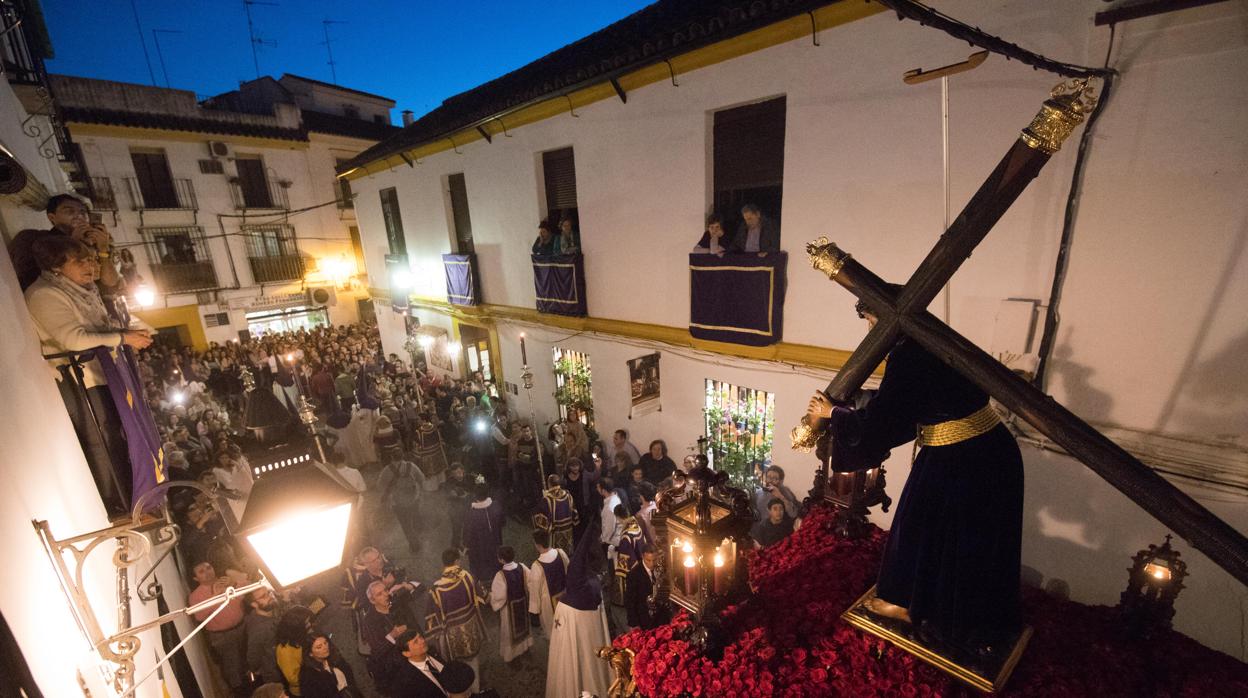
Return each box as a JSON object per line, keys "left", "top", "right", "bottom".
{"left": 88, "top": 211, "right": 103, "bottom": 226}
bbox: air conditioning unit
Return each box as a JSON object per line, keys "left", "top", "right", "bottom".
{"left": 308, "top": 287, "right": 337, "bottom": 308}
{"left": 207, "top": 141, "right": 230, "bottom": 158}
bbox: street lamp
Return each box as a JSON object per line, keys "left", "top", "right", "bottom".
{"left": 34, "top": 454, "right": 356, "bottom": 694}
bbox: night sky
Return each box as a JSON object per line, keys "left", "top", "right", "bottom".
{"left": 42, "top": 0, "right": 653, "bottom": 119}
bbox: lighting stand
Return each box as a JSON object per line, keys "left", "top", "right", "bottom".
{"left": 34, "top": 480, "right": 270, "bottom": 695}
{"left": 299, "top": 394, "right": 329, "bottom": 464}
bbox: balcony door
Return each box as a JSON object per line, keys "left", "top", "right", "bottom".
{"left": 236, "top": 156, "right": 273, "bottom": 208}
{"left": 130, "top": 149, "right": 178, "bottom": 208}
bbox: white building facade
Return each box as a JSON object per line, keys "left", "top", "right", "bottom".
{"left": 342, "top": 0, "right": 1248, "bottom": 659}
{"left": 52, "top": 73, "right": 398, "bottom": 350}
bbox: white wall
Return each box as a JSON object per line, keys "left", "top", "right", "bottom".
{"left": 349, "top": 0, "right": 1248, "bottom": 657}
{"left": 0, "top": 240, "right": 212, "bottom": 696}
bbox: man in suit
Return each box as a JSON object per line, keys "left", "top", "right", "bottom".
{"left": 388, "top": 629, "right": 448, "bottom": 698}
{"left": 624, "top": 544, "right": 671, "bottom": 630}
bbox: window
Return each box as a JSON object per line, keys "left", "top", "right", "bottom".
{"left": 541, "top": 146, "right": 578, "bottom": 228}
{"left": 447, "top": 172, "right": 474, "bottom": 254}
{"left": 235, "top": 155, "right": 274, "bottom": 208}
{"left": 373, "top": 114, "right": 385, "bottom": 124}
{"left": 141, "top": 226, "right": 217, "bottom": 293}
{"left": 335, "top": 159, "right": 354, "bottom": 209}
{"left": 343, "top": 104, "right": 360, "bottom": 120}
{"left": 553, "top": 347, "right": 595, "bottom": 429}
{"left": 130, "top": 148, "right": 178, "bottom": 208}
{"left": 198, "top": 158, "right": 225, "bottom": 175}
{"left": 704, "top": 379, "right": 776, "bottom": 486}
{"left": 379, "top": 187, "right": 407, "bottom": 256}
{"left": 243, "top": 223, "right": 303, "bottom": 283}
{"left": 712, "top": 96, "right": 786, "bottom": 241}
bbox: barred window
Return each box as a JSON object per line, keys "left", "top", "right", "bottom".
{"left": 243, "top": 224, "right": 303, "bottom": 284}
{"left": 553, "top": 347, "right": 594, "bottom": 429}
{"left": 140, "top": 226, "right": 217, "bottom": 293}
{"left": 704, "top": 379, "right": 776, "bottom": 485}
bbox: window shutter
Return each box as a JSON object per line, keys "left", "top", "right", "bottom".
{"left": 542, "top": 147, "right": 578, "bottom": 213}
{"left": 447, "top": 173, "right": 474, "bottom": 253}
{"left": 713, "top": 96, "right": 787, "bottom": 192}
{"left": 379, "top": 187, "right": 407, "bottom": 256}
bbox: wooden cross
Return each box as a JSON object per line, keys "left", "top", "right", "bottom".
{"left": 795, "top": 80, "right": 1248, "bottom": 587}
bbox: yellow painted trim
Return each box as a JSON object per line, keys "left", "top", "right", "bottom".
{"left": 370, "top": 287, "right": 875, "bottom": 375}
{"left": 67, "top": 122, "right": 310, "bottom": 151}
{"left": 343, "top": 1, "right": 885, "bottom": 180}
{"left": 134, "top": 304, "right": 208, "bottom": 351}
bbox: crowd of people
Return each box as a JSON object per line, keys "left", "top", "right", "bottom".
{"left": 13, "top": 193, "right": 801, "bottom": 696}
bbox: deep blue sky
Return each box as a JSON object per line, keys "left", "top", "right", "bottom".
{"left": 43, "top": 0, "right": 653, "bottom": 119}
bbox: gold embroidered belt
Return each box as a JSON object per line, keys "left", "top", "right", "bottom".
{"left": 917, "top": 404, "right": 1001, "bottom": 447}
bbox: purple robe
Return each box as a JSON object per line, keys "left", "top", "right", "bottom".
{"left": 425, "top": 566, "right": 486, "bottom": 660}
{"left": 464, "top": 499, "right": 504, "bottom": 583}
{"left": 539, "top": 555, "right": 568, "bottom": 608}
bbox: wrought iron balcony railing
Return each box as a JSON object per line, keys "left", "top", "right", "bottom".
{"left": 125, "top": 177, "right": 198, "bottom": 211}
{"left": 230, "top": 178, "right": 290, "bottom": 211}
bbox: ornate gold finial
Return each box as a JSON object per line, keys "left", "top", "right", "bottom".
{"left": 598, "top": 646, "right": 639, "bottom": 698}
{"left": 790, "top": 415, "right": 822, "bottom": 452}
{"left": 1020, "top": 79, "right": 1098, "bottom": 155}
{"left": 807, "top": 237, "right": 851, "bottom": 280}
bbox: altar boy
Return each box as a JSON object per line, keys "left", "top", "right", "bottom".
{"left": 489, "top": 546, "right": 534, "bottom": 663}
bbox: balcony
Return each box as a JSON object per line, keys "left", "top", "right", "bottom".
{"left": 150, "top": 261, "right": 218, "bottom": 294}
{"left": 688, "top": 251, "right": 787, "bottom": 346}
{"left": 125, "top": 177, "right": 197, "bottom": 211}
{"left": 531, "top": 252, "right": 586, "bottom": 317}
{"left": 248, "top": 255, "right": 305, "bottom": 284}
{"left": 1, "top": 2, "right": 45, "bottom": 86}
{"left": 443, "top": 252, "right": 480, "bottom": 306}
{"left": 89, "top": 176, "right": 118, "bottom": 210}
{"left": 230, "top": 178, "right": 290, "bottom": 211}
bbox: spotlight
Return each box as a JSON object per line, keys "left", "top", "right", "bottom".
{"left": 474, "top": 419, "right": 489, "bottom": 434}
{"left": 133, "top": 284, "right": 156, "bottom": 308}
{"left": 172, "top": 391, "right": 185, "bottom": 405}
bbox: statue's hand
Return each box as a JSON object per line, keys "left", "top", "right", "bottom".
{"left": 807, "top": 392, "right": 833, "bottom": 420}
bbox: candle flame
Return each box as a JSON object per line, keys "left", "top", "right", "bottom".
{"left": 682, "top": 541, "right": 693, "bottom": 554}
{"left": 713, "top": 552, "right": 724, "bottom": 568}
{"left": 683, "top": 556, "right": 695, "bottom": 568}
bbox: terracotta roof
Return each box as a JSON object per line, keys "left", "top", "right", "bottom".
{"left": 281, "top": 74, "right": 396, "bottom": 104}
{"left": 339, "top": 0, "right": 842, "bottom": 173}
{"left": 301, "top": 109, "right": 402, "bottom": 141}
{"left": 61, "top": 106, "right": 308, "bottom": 141}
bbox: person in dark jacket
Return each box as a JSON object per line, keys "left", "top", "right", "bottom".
{"left": 624, "top": 545, "right": 670, "bottom": 630}
{"left": 728, "top": 203, "right": 780, "bottom": 255}
{"left": 298, "top": 633, "right": 359, "bottom": 697}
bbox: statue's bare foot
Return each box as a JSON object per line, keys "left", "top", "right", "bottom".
{"left": 865, "top": 597, "right": 912, "bottom": 623}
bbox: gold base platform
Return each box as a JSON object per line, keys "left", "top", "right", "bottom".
{"left": 841, "top": 586, "right": 1032, "bottom": 693}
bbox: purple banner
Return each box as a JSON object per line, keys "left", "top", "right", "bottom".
{"left": 532, "top": 253, "right": 587, "bottom": 317}
{"left": 689, "top": 252, "right": 787, "bottom": 346}
{"left": 94, "top": 346, "right": 166, "bottom": 508}
{"left": 442, "top": 253, "right": 480, "bottom": 306}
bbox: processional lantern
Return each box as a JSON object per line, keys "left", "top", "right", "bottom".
{"left": 803, "top": 392, "right": 892, "bottom": 539}
{"left": 1119, "top": 534, "right": 1187, "bottom": 634}
{"left": 651, "top": 462, "right": 753, "bottom": 625}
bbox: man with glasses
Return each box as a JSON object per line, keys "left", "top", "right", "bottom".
{"left": 9, "top": 194, "right": 122, "bottom": 293}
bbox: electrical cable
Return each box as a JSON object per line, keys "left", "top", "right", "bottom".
{"left": 1032, "top": 23, "right": 1119, "bottom": 389}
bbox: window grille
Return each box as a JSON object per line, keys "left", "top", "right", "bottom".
{"left": 553, "top": 347, "right": 594, "bottom": 429}
{"left": 704, "top": 378, "right": 776, "bottom": 485}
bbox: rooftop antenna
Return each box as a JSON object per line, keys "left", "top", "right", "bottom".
{"left": 243, "top": 0, "right": 279, "bottom": 79}
{"left": 151, "top": 29, "right": 183, "bottom": 88}
{"left": 321, "top": 19, "right": 347, "bottom": 84}
{"left": 129, "top": 0, "right": 157, "bottom": 85}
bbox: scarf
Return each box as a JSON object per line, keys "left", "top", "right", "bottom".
{"left": 42, "top": 270, "right": 115, "bottom": 331}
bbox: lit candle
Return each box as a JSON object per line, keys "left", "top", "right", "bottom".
{"left": 520, "top": 333, "right": 528, "bottom": 366}
{"left": 682, "top": 540, "right": 693, "bottom": 555}
{"left": 683, "top": 555, "right": 697, "bottom": 595}
{"left": 713, "top": 551, "right": 726, "bottom": 595}
{"left": 1145, "top": 562, "right": 1172, "bottom": 582}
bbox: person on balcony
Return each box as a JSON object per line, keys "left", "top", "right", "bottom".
{"left": 557, "top": 216, "right": 580, "bottom": 254}
{"left": 531, "top": 220, "right": 559, "bottom": 256}
{"left": 9, "top": 193, "right": 122, "bottom": 293}
{"left": 24, "top": 236, "right": 152, "bottom": 515}
{"left": 729, "top": 203, "right": 780, "bottom": 257}
{"left": 691, "top": 214, "right": 729, "bottom": 256}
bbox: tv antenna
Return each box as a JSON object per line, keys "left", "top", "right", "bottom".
{"left": 321, "top": 19, "right": 347, "bottom": 84}
{"left": 243, "top": 0, "right": 279, "bottom": 78}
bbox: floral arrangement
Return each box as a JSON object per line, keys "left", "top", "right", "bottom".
{"left": 614, "top": 505, "right": 1248, "bottom": 697}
